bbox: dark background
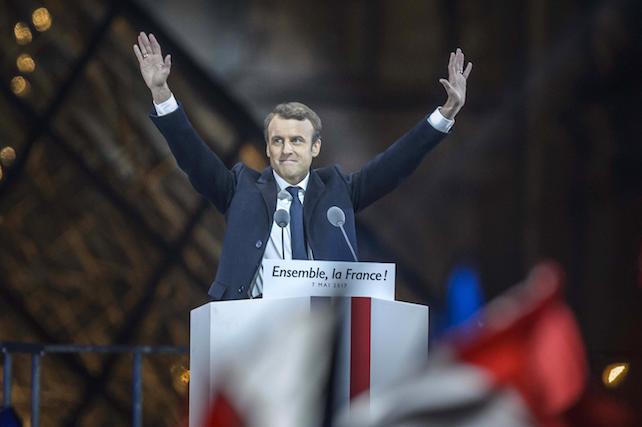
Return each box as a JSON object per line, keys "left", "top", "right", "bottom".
{"left": 1, "top": 0, "right": 640, "bottom": 425}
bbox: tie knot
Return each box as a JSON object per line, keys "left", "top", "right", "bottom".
{"left": 286, "top": 186, "right": 300, "bottom": 199}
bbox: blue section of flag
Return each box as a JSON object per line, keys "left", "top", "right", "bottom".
{"left": 446, "top": 265, "right": 483, "bottom": 327}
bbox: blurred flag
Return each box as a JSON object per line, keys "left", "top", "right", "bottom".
{"left": 340, "top": 262, "right": 588, "bottom": 427}
{"left": 199, "top": 305, "right": 338, "bottom": 427}
{"left": 202, "top": 393, "right": 246, "bottom": 427}
{"left": 446, "top": 264, "right": 484, "bottom": 328}
{"left": 452, "top": 263, "right": 587, "bottom": 426}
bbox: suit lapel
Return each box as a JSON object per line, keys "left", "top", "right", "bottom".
{"left": 303, "top": 170, "right": 326, "bottom": 234}
{"left": 257, "top": 167, "right": 277, "bottom": 223}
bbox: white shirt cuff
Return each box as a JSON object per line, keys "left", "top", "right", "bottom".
{"left": 427, "top": 107, "right": 454, "bottom": 133}
{"left": 153, "top": 94, "right": 179, "bottom": 116}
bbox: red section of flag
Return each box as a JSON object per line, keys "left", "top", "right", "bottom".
{"left": 203, "top": 393, "right": 246, "bottom": 427}
{"left": 350, "top": 297, "right": 372, "bottom": 401}
{"left": 452, "top": 263, "right": 588, "bottom": 425}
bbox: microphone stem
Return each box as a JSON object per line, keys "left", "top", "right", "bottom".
{"left": 339, "top": 224, "right": 358, "bottom": 262}
{"left": 281, "top": 227, "right": 285, "bottom": 260}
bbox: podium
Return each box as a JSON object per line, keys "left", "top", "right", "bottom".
{"left": 189, "top": 296, "right": 428, "bottom": 426}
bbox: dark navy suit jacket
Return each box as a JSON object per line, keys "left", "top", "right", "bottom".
{"left": 151, "top": 106, "right": 446, "bottom": 300}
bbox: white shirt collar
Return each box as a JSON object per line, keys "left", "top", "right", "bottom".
{"left": 273, "top": 170, "right": 310, "bottom": 193}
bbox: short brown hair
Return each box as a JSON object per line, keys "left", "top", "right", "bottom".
{"left": 263, "top": 102, "right": 322, "bottom": 143}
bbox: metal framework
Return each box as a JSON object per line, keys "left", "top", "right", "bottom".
{"left": 1, "top": 342, "right": 187, "bottom": 427}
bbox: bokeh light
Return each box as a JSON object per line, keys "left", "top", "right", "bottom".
{"left": 180, "top": 369, "right": 190, "bottom": 384}
{"left": 0, "top": 147, "right": 17, "bottom": 166}
{"left": 10, "top": 76, "right": 30, "bottom": 97}
{"left": 602, "top": 362, "right": 629, "bottom": 388}
{"left": 17, "top": 54, "right": 36, "bottom": 73}
{"left": 14, "top": 22, "right": 32, "bottom": 45}
{"left": 170, "top": 364, "right": 190, "bottom": 393}
{"left": 32, "top": 7, "right": 52, "bottom": 32}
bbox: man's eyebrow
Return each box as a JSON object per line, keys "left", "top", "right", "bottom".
{"left": 271, "top": 134, "right": 305, "bottom": 140}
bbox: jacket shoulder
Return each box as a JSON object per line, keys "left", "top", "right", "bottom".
{"left": 231, "top": 162, "right": 263, "bottom": 180}
{"left": 313, "top": 164, "right": 347, "bottom": 180}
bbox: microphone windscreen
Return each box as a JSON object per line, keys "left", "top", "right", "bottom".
{"left": 327, "top": 206, "right": 345, "bottom": 227}
{"left": 277, "top": 189, "right": 292, "bottom": 201}
{"left": 274, "top": 209, "right": 290, "bottom": 228}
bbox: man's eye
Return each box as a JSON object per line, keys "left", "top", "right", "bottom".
{"left": 272, "top": 138, "right": 283, "bottom": 145}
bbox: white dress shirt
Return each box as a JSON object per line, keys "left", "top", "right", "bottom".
{"left": 249, "top": 172, "right": 310, "bottom": 297}
{"left": 153, "top": 94, "right": 454, "bottom": 297}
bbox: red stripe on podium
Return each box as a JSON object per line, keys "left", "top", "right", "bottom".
{"left": 350, "top": 297, "right": 371, "bottom": 401}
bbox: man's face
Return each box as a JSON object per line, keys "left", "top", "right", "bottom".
{"left": 266, "top": 115, "right": 321, "bottom": 185}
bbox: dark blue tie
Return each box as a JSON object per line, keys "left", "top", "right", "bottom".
{"left": 287, "top": 186, "right": 307, "bottom": 260}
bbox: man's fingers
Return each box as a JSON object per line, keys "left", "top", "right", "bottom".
{"left": 140, "top": 32, "right": 153, "bottom": 54}
{"left": 439, "top": 78, "right": 454, "bottom": 93}
{"left": 137, "top": 34, "right": 147, "bottom": 56}
{"left": 133, "top": 44, "right": 143, "bottom": 63}
{"left": 164, "top": 54, "right": 171, "bottom": 67}
{"left": 463, "top": 62, "right": 473, "bottom": 79}
{"left": 149, "top": 33, "right": 162, "bottom": 55}
{"left": 448, "top": 52, "right": 457, "bottom": 76}
{"left": 456, "top": 48, "right": 464, "bottom": 72}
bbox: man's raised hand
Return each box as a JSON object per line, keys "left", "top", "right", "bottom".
{"left": 438, "top": 48, "right": 472, "bottom": 120}
{"left": 133, "top": 32, "right": 172, "bottom": 103}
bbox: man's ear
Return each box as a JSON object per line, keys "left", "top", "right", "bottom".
{"left": 265, "top": 141, "right": 270, "bottom": 158}
{"left": 311, "top": 138, "right": 321, "bottom": 158}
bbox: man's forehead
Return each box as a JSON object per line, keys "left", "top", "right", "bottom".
{"left": 268, "top": 116, "right": 314, "bottom": 136}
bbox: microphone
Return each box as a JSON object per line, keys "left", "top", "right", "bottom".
{"left": 327, "top": 206, "right": 358, "bottom": 262}
{"left": 274, "top": 209, "right": 290, "bottom": 259}
{"left": 277, "top": 189, "right": 292, "bottom": 201}
{"left": 274, "top": 208, "right": 290, "bottom": 228}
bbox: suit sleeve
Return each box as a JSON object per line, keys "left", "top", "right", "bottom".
{"left": 150, "top": 104, "right": 236, "bottom": 213}
{"left": 345, "top": 118, "right": 446, "bottom": 212}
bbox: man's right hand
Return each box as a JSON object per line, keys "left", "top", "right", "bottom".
{"left": 133, "top": 32, "right": 172, "bottom": 104}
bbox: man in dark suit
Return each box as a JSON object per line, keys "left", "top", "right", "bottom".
{"left": 133, "top": 32, "right": 472, "bottom": 301}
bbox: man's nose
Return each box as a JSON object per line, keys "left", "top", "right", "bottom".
{"left": 282, "top": 141, "right": 294, "bottom": 154}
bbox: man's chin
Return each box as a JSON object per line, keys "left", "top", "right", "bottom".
{"left": 275, "top": 168, "right": 303, "bottom": 184}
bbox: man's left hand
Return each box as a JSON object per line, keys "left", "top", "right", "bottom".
{"left": 439, "top": 48, "right": 472, "bottom": 120}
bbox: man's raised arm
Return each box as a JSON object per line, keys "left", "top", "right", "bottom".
{"left": 347, "top": 48, "right": 473, "bottom": 212}
{"left": 133, "top": 32, "right": 235, "bottom": 213}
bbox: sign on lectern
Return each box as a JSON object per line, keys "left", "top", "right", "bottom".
{"left": 261, "top": 260, "right": 396, "bottom": 300}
